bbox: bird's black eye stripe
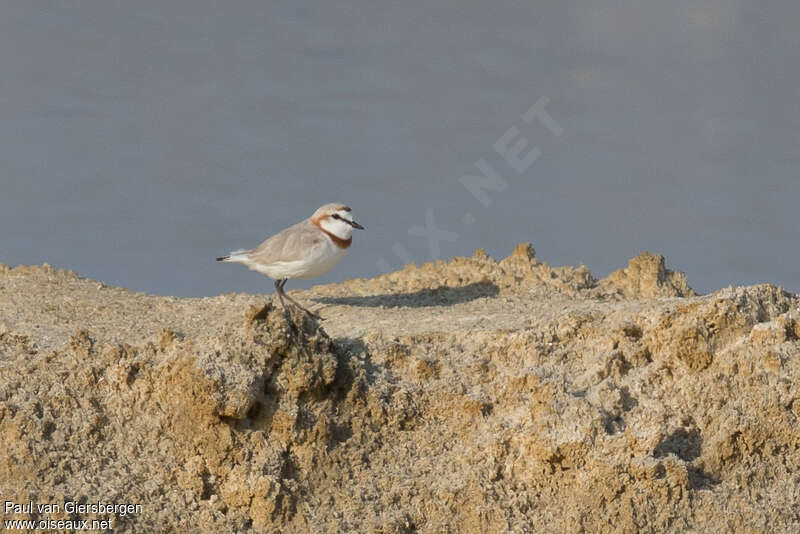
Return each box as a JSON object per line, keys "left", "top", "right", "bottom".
{"left": 332, "top": 214, "right": 342, "bottom": 220}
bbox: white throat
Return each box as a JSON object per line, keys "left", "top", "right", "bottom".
{"left": 319, "top": 217, "right": 354, "bottom": 240}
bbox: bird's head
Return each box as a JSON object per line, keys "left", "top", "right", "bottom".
{"left": 312, "top": 203, "right": 364, "bottom": 240}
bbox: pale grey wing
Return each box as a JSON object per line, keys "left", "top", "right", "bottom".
{"left": 248, "top": 220, "right": 324, "bottom": 264}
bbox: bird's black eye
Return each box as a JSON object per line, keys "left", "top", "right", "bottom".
{"left": 332, "top": 214, "right": 342, "bottom": 220}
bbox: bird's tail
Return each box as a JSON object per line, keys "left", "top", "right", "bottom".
{"left": 216, "top": 249, "right": 250, "bottom": 263}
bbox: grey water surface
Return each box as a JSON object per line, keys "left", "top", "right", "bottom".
{"left": 1, "top": 1, "right": 798, "bottom": 296}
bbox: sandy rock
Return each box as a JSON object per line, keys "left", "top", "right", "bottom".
{"left": 595, "top": 251, "right": 696, "bottom": 298}
{"left": 1, "top": 245, "right": 799, "bottom": 533}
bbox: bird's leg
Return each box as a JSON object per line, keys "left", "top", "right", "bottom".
{"left": 279, "top": 280, "right": 322, "bottom": 321}
{"left": 274, "top": 279, "right": 292, "bottom": 321}
{"left": 275, "top": 279, "right": 314, "bottom": 358}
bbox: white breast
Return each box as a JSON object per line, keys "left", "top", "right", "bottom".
{"left": 251, "top": 235, "right": 348, "bottom": 280}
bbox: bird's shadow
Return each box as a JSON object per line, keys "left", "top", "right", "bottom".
{"left": 312, "top": 280, "right": 499, "bottom": 309}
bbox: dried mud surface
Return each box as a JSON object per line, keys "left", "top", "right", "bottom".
{"left": 1, "top": 245, "right": 799, "bottom": 533}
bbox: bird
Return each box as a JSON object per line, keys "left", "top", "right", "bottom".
{"left": 216, "top": 203, "right": 365, "bottom": 320}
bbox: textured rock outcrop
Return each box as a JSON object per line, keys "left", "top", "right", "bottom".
{"left": 593, "top": 251, "right": 696, "bottom": 298}
{"left": 1, "top": 246, "right": 798, "bottom": 533}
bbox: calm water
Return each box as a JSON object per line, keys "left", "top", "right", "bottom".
{"left": 1, "top": 1, "right": 798, "bottom": 296}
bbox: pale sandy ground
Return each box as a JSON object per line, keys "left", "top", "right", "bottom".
{"left": 1, "top": 245, "right": 799, "bottom": 533}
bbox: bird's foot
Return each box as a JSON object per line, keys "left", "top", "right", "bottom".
{"left": 296, "top": 305, "right": 322, "bottom": 321}
{"left": 306, "top": 309, "right": 323, "bottom": 321}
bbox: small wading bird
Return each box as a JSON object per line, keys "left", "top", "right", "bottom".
{"left": 216, "top": 203, "right": 364, "bottom": 320}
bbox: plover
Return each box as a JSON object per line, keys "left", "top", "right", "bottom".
{"left": 217, "top": 203, "right": 364, "bottom": 319}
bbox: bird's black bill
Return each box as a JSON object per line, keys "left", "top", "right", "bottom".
{"left": 332, "top": 212, "right": 364, "bottom": 229}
